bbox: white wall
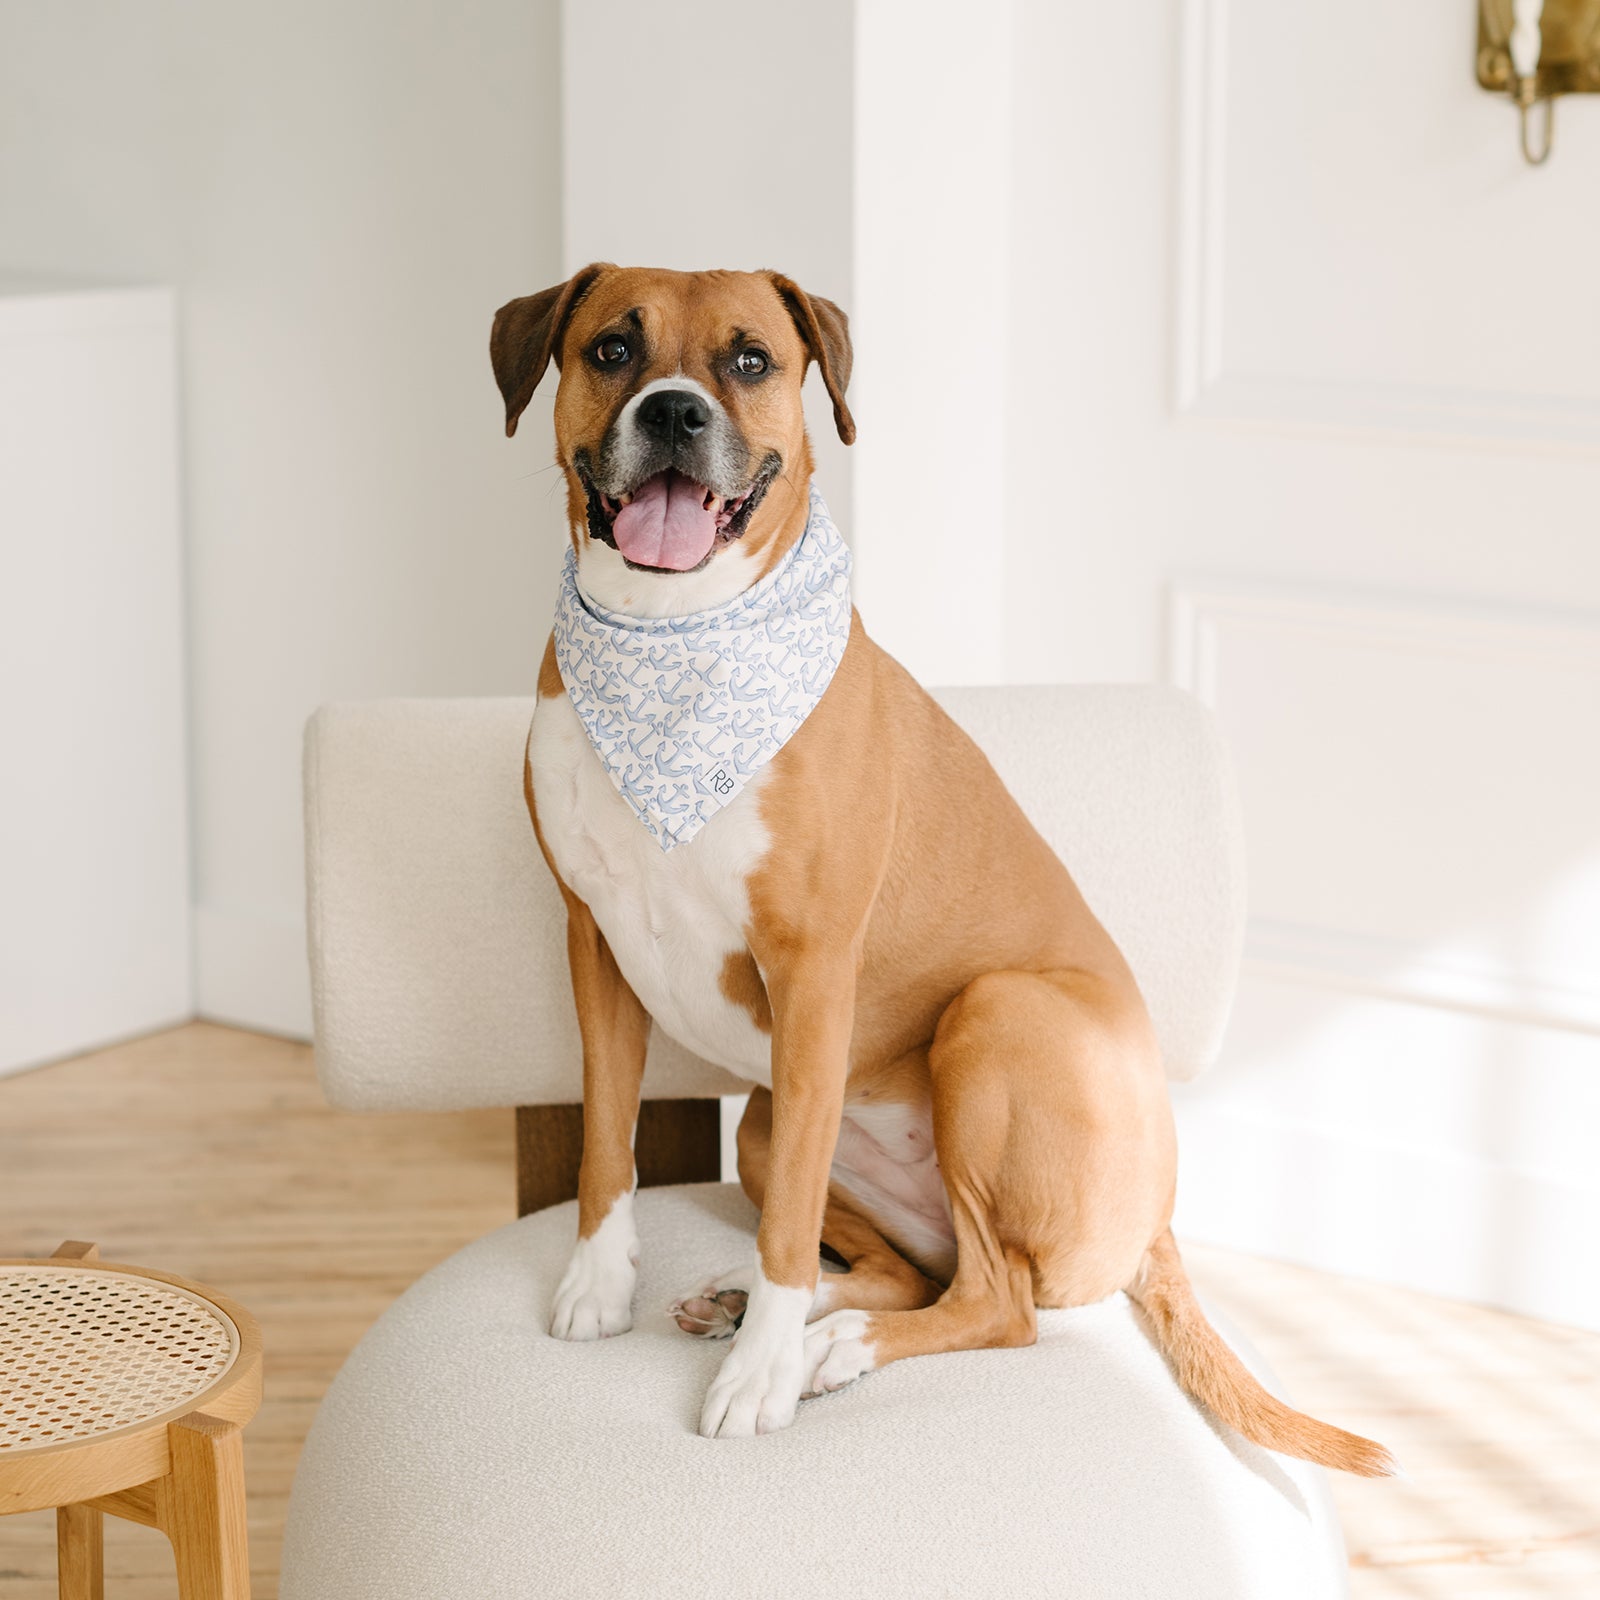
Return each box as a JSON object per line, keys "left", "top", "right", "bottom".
{"left": 0, "top": 283, "right": 191, "bottom": 1074}
{"left": 857, "top": 0, "right": 1600, "bottom": 1327}
{"left": 851, "top": 0, "right": 1013, "bottom": 686}
{"left": 0, "top": 0, "right": 566, "bottom": 1034}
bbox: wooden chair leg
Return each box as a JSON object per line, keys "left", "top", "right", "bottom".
{"left": 160, "top": 1412, "right": 252, "bottom": 1599}
{"left": 516, "top": 1099, "right": 723, "bottom": 1216}
{"left": 56, "top": 1503, "right": 104, "bottom": 1600}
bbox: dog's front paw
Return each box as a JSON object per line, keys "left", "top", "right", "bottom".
{"left": 700, "top": 1336, "right": 804, "bottom": 1437}
{"left": 698, "top": 1279, "right": 811, "bottom": 1437}
{"left": 549, "top": 1232, "right": 637, "bottom": 1341}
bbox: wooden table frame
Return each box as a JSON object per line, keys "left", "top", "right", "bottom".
{"left": 0, "top": 1242, "right": 263, "bottom": 1600}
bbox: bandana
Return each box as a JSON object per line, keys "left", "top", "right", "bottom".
{"left": 553, "top": 484, "right": 853, "bottom": 851}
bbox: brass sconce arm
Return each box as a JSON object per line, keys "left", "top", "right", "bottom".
{"left": 1478, "top": 0, "right": 1600, "bottom": 163}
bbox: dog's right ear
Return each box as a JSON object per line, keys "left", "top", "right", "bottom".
{"left": 490, "top": 262, "right": 611, "bottom": 437}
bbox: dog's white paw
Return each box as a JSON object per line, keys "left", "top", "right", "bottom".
{"left": 670, "top": 1264, "right": 752, "bottom": 1338}
{"left": 549, "top": 1203, "right": 638, "bottom": 1341}
{"left": 698, "top": 1278, "right": 810, "bottom": 1438}
{"left": 700, "top": 1335, "right": 804, "bottom": 1437}
{"left": 801, "top": 1309, "right": 874, "bottom": 1397}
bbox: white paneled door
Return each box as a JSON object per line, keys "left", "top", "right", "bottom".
{"left": 852, "top": 0, "right": 1600, "bottom": 1327}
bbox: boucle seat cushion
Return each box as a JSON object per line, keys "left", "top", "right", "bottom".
{"left": 280, "top": 1184, "right": 1346, "bottom": 1600}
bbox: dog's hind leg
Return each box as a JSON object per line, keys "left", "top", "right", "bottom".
{"left": 669, "top": 1266, "right": 754, "bottom": 1339}
{"left": 801, "top": 1197, "right": 1039, "bottom": 1396}
{"left": 811, "top": 1191, "right": 944, "bottom": 1317}
{"left": 800, "top": 967, "right": 1169, "bottom": 1395}
{"left": 670, "top": 1194, "right": 939, "bottom": 1336}
{"left": 671, "top": 1088, "right": 941, "bottom": 1337}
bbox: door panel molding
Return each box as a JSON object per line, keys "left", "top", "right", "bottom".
{"left": 1171, "top": 580, "right": 1600, "bottom": 1035}
{"left": 1175, "top": 0, "right": 1600, "bottom": 454}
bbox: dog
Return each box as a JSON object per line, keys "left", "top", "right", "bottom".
{"left": 491, "top": 263, "right": 1394, "bottom": 1470}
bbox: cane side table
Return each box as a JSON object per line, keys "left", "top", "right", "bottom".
{"left": 0, "top": 1241, "right": 262, "bottom": 1598}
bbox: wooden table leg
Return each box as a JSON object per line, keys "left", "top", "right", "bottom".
{"left": 56, "top": 1503, "right": 104, "bottom": 1600}
{"left": 161, "top": 1412, "right": 252, "bottom": 1599}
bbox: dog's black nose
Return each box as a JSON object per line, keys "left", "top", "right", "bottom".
{"left": 636, "top": 388, "right": 710, "bottom": 443}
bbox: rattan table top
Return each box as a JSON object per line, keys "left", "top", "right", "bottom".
{"left": 0, "top": 1264, "right": 241, "bottom": 1453}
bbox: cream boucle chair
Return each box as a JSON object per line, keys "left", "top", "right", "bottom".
{"left": 282, "top": 687, "right": 1349, "bottom": 1599}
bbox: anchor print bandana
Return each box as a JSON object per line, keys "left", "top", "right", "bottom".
{"left": 553, "top": 483, "right": 853, "bottom": 851}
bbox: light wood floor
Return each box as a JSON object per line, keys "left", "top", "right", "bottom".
{"left": 1, "top": 1023, "right": 1596, "bottom": 1598}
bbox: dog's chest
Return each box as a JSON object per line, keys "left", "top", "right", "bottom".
{"left": 528, "top": 688, "right": 775, "bottom": 1084}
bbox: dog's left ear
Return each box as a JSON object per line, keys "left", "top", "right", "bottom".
{"left": 490, "top": 262, "right": 612, "bottom": 438}
{"left": 764, "top": 272, "right": 856, "bottom": 446}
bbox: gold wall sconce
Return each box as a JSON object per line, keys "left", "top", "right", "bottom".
{"left": 1478, "top": 0, "right": 1593, "bottom": 160}
{"left": 1479, "top": 1, "right": 1600, "bottom": 162}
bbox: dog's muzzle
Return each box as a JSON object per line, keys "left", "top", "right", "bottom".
{"left": 577, "top": 386, "right": 780, "bottom": 574}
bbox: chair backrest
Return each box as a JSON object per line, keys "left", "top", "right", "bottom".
{"left": 303, "top": 686, "right": 1244, "bottom": 1111}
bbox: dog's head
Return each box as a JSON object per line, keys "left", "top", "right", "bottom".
{"left": 491, "top": 265, "right": 852, "bottom": 606}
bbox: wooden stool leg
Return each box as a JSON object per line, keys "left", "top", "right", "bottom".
{"left": 160, "top": 1412, "right": 252, "bottom": 1600}
{"left": 56, "top": 1503, "right": 104, "bottom": 1600}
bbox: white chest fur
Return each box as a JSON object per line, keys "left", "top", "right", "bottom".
{"left": 528, "top": 687, "right": 776, "bottom": 1085}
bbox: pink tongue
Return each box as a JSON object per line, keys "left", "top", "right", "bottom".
{"left": 610, "top": 471, "right": 717, "bottom": 570}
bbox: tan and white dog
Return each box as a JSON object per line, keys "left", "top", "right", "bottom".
{"left": 492, "top": 263, "right": 1394, "bottom": 1471}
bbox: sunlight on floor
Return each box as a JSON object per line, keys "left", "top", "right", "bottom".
{"left": 1188, "top": 1242, "right": 1600, "bottom": 1598}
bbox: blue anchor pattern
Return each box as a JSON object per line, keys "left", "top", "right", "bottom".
{"left": 553, "top": 483, "right": 853, "bottom": 851}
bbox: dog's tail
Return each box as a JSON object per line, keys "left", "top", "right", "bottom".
{"left": 1126, "top": 1229, "right": 1397, "bottom": 1478}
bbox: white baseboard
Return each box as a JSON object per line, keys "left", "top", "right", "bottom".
{"left": 193, "top": 904, "right": 312, "bottom": 1040}
{"left": 1167, "top": 964, "right": 1600, "bottom": 1329}
{"left": 1172, "top": 1093, "right": 1600, "bottom": 1333}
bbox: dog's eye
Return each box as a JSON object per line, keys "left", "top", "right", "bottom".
{"left": 594, "top": 336, "right": 631, "bottom": 366}
{"left": 735, "top": 349, "right": 769, "bottom": 377}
